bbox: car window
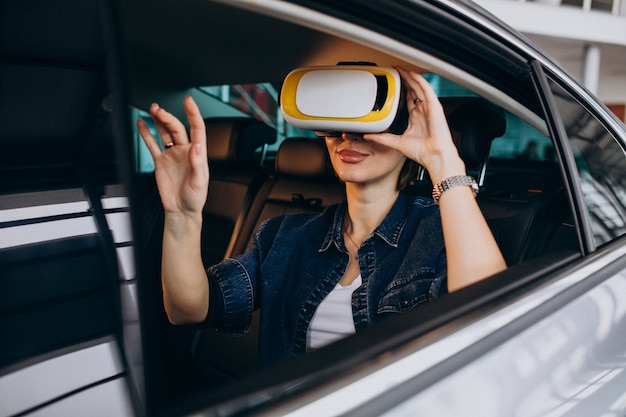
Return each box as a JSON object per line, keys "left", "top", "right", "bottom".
{"left": 490, "top": 115, "right": 554, "bottom": 161}
{"left": 426, "top": 75, "right": 553, "bottom": 161}
{"left": 130, "top": 62, "right": 575, "bottom": 411}
{"left": 549, "top": 78, "right": 626, "bottom": 245}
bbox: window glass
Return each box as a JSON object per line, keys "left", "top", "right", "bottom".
{"left": 490, "top": 115, "right": 554, "bottom": 161}
{"left": 132, "top": 109, "right": 156, "bottom": 173}
{"left": 424, "top": 75, "right": 554, "bottom": 161}
{"left": 549, "top": 78, "right": 626, "bottom": 244}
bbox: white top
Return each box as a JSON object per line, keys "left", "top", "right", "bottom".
{"left": 306, "top": 274, "right": 362, "bottom": 351}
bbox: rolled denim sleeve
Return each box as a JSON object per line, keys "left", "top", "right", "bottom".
{"left": 202, "top": 218, "right": 277, "bottom": 336}
{"left": 205, "top": 258, "right": 255, "bottom": 336}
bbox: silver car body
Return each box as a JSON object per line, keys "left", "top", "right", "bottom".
{"left": 1, "top": 0, "right": 625, "bottom": 416}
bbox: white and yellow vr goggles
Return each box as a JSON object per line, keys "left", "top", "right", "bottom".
{"left": 280, "top": 65, "right": 404, "bottom": 135}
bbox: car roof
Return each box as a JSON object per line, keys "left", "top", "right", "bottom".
{"left": 122, "top": 0, "right": 547, "bottom": 107}
{"left": 123, "top": 1, "right": 415, "bottom": 98}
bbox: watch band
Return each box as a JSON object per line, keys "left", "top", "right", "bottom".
{"left": 432, "top": 175, "right": 478, "bottom": 205}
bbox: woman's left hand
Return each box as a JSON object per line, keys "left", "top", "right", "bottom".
{"left": 365, "top": 68, "right": 507, "bottom": 290}
{"left": 364, "top": 67, "right": 465, "bottom": 183}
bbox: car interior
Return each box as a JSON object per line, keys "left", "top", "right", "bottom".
{"left": 0, "top": 0, "right": 587, "bottom": 415}
{"left": 121, "top": 2, "right": 583, "bottom": 411}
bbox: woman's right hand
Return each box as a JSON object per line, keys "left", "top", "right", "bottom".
{"left": 137, "top": 96, "right": 209, "bottom": 219}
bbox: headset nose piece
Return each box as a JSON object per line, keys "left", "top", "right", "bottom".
{"left": 342, "top": 132, "right": 364, "bottom": 142}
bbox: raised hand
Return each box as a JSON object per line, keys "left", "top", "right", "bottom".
{"left": 364, "top": 67, "right": 465, "bottom": 183}
{"left": 137, "top": 96, "right": 209, "bottom": 218}
{"left": 137, "top": 96, "right": 211, "bottom": 324}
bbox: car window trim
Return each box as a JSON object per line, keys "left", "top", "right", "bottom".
{"left": 529, "top": 59, "right": 593, "bottom": 255}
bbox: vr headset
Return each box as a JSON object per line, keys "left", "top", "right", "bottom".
{"left": 280, "top": 65, "right": 407, "bottom": 135}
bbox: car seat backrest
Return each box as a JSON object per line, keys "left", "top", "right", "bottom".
{"left": 478, "top": 188, "right": 574, "bottom": 265}
{"left": 275, "top": 136, "right": 334, "bottom": 180}
{"left": 205, "top": 117, "right": 276, "bottom": 164}
{"left": 227, "top": 137, "right": 345, "bottom": 256}
{"left": 407, "top": 96, "right": 506, "bottom": 196}
{"left": 440, "top": 96, "right": 506, "bottom": 172}
{"left": 201, "top": 117, "right": 276, "bottom": 265}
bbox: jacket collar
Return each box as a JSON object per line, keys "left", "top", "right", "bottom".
{"left": 319, "top": 193, "right": 408, "bottom": 252}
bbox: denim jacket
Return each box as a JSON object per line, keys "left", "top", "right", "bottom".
{"left": 205, "top": 193, "right": 447, "bottom": 366}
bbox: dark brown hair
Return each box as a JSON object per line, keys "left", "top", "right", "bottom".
{"left": 391, "top": 89, "right": 419, "bottom": 190}
{"left": 397, "top": 158, "right": 420, "bottom": 191}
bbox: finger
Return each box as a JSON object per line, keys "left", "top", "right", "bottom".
{"left": 397, "top": 67, "right": 423, "bottom": 97}
{"left": 362, "top": 132, "right": 401, "bottom": 151}
{"left": 406, "top": 70, "right": 440, "bottom": 105}
{"left": 150, "top": 103, "right": 191, "bottom": 146}
{"left": 183, "top": 96, "right": 206, "bottom": 146}
{"left": 409, "top": 94, "right": 423, "bottom": 111}
{"left": 188, "top": 143, "right": 210, "bottom": 191}
{"left": 397, "top": 67, "right": 431, "bottom": 105}
{"left": 396, "top": 70, "right": 424, "bottom": 114}
{"left": 182, "top": 97, "right": 208, "bottom": 185}
{"left": 180, "top": 97, "right": 209, "bottom": 189}
{"left": 137, "top": 118, "right": 164, "bottom": 160}
{"left": 147, "top": 103, "right": 174, "bottom": 147}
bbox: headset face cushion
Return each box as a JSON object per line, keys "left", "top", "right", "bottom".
{"left": 280, "top": 66, "right": 401, "bottom": 133}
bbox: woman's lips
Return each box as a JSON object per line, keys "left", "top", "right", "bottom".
{"left": 338, "top": 149, "right": 368, "bottom": 163}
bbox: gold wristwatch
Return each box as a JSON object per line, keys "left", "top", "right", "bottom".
{"left": 432, "top": 175, "right": 478, "bottom": 205}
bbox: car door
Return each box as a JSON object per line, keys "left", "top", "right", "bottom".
{"left": 323, "top": 61, "right": 626, "bottom": 417}
{"left": 0, "top": 1, "right": 142, "bottom": 415}
{"left": 173, "top": 1, "right": 626, "bottom": 416}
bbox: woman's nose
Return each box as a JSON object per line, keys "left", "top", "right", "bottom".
{"left": 342, "top": 132, "right": 364, "bottom": 142}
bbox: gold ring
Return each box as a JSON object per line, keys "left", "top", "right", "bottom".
{"left": 164, "top": 142, "right": 175, "bottom": 149}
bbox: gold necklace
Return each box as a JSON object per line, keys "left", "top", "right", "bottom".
{"left": 345, "top": 229, "right": 361, "bottom": 250}
{"left": 344, "top": 217, "right": 362, "bottom": 250}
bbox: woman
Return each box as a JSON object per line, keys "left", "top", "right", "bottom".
{"left": 137, "top": 68, "right": 506, "bottom": 365}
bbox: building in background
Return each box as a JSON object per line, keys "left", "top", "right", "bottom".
{"left": 474, "top": 0, "right": 626, "bottom": 122}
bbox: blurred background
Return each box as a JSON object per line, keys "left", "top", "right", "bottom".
{"left": 475, "top": 0, "right": 626, "bottom": 122}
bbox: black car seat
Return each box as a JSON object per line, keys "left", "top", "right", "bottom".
{"left": 407, "top": 96, "right": 575, "bottom": 266}
{"left": 407, "top": 96, "right": 506, "bottom": 196}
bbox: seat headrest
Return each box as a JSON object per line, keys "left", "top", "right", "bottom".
{"left": 440, "top": 97, "right": 506, "bottom": 169}
{"left": 276, "top": 137, "right": 333, "bottom": 180}
{"left": 204, "top": 117, "right": 277, "bottom": 163}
